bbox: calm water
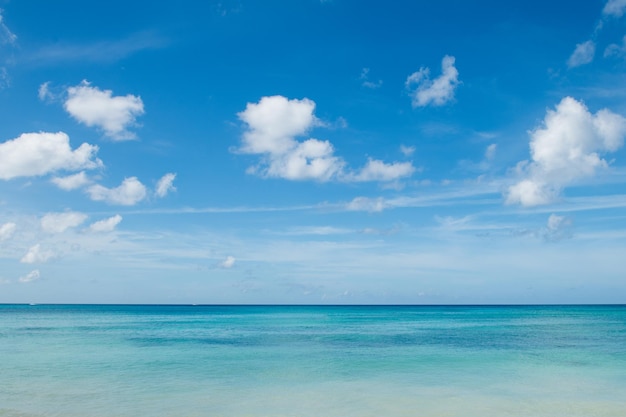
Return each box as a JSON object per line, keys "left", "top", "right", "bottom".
{"left": 1, "top": 305, "right": 625, "bottom": 416}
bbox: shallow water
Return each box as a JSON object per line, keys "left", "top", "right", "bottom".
{"left": 1, "top": 305, "right": 625, "bottom": 416}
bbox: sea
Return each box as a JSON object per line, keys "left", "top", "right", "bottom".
{"left": 1, "top": 304, "right": 625, "bottom": 417}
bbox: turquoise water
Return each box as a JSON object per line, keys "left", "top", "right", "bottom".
{"left": 1, "top": 305, "right": 625, "bottom": 416}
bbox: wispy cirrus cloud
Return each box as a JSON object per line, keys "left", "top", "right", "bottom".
{"left": 567, "top": 40, "right": 596, "bottom": 68}
{"left": 155, "top": 173, "right": 177, "bottom": 198}
{"left": 25, "top": 31, "right": 168, "bottom": 65}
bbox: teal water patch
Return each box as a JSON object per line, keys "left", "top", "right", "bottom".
{"left": 1, "top": 305, "right": 625, "bottom": 416}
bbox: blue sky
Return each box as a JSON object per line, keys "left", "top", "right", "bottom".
{"left": 1, "top": 0, "right": 626, "bottom": 304}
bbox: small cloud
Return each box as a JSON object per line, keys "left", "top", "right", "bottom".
{"left": 485, "top": 143, "right": 497, "bottom": 161}
{"left": 0, "top": 9, "right": 17, "bottom": 45}
{"left": 51, "top": 171, "right": 91, "bottom": 190}
{"left": 567, "top": 40, "right": 595, "bottom": 68}
{"left": 19, "top": 270, "right": 40, "bottom": 283}
{"left": 603, "top": 0, "right": 626, "bottom": 17}
{"left": 64, "top": 81, "right": 145, "bottom": 140}
{"left": 400, "top": 145, "right": 415, "bottom": 156}
{"left": 360, "top": 67, "right": 382, "bottom": 89}
{"left": 89, "top": 215, "right": 122, "bottom": 233}
{"left": 20, "top": 244, "right": 55, "bottom": 264}
{"left": 41, "top": 211, "right": 87, "bottom": 233}
{"left": 155, "top": 173, "right": 176, "bottom": 198}
{"left": 406, "top": 55, "right": 460, "bottom": 107}
{"left": 542, "top": 214, "right": 573, "bottom": 242}
{"left": 346, "top": 196, "right": 386, "bottom": 213}
{"left": 219, "top": 256, "right": 236, "bottom": 269}
{"left": 604, "top": 35, "right": 626, "bottom": 58}
{"left": 0, "top": 222, "right": 16, "bottom": 241}
{"left": 38, "top": 81, "right": 56, "bottom": 102}
{"left": 347, "top": 158, "right": 415, "bottom": 182}
{"left": 87, "top": 177, "right": 147, "bottom": 205}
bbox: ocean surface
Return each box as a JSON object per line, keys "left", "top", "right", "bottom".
{"left": 1, "top": 305, "right": 625, "bottom": 417}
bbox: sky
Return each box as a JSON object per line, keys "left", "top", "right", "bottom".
{"left": 1, "top": 0, "right": 626, "bottom": 304}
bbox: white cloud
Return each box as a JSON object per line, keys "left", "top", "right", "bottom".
{"left": 219, "top": 255, "right": 236, "bottom": 268}
{"left": 51, "top": 171, "right": 91, "bottom": 190}
{"left": 348, "top": 159, "right": 415, "bottom": 182}
{"left": 0, "top": 10, "right": 16, "bottom": 44}
{"left": 567, "top": 40, "right": 595, "bottom": 68}
{"left": 41, "top": 211, "right": 87, "bottom": 234}
{"left": 238, "top": 95, "right": 319, "bottom": 154}
{"left": 0, "top": 222, "right": 16, "bottom": 241}
{"left": 237, "top": 96, "right": 344, "bottom": 181}
{"left": 38, "top": 81, "right": 54, "bottom": 101}
{"left": 89, "top": 215, "right": 122, "bottom": 233}
{"left": 87, "top": 177, "right": 147, "bottom": 205}
{"left": 155, "top": 173, "right": 176, "bottom": 197}
{"left": 604, "top": 35, "right": 626, "bottom": 57}
{"left": 27, "top": 32, "right": 167, "bottom": 64}
{"left": 20, "top": 244, "right": 55, "bottom": 264}
{"left": 19, "top": 270, "right": 40, "bottom": 283}
{"left": 406, "top": 55, "right": 460, "bottom": 107}
{"left": 360, "top": 68, "right": 382, "bottom": 89}
{"left": 64, "top": 81, "right": 145, "bottom": 140}
{"left": 400, "top": 145, "right": 415, "bottom": 156}
{"left": 237, "top": 95, "right": 414, "bottom": 183}
{"left": 0, "top": 132, "right": 102, "bottom": 180}
{"left": 346, "top": 196, "right": 387, "bottom": 213}
{"left": 506, "top": 97, "right": 626, "bottom": 206}
{"left": 263, "top": 138, "right": 344, "bottom": 181}
{"left": 485, "top": 144, "right": 497, "bottom": 161}
{"left": 603, "top": 0, "right": 626, "bottom": 17}
{"left": 542, "top": 214, "right": 573, "bottom": 242}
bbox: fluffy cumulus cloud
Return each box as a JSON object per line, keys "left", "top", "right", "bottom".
{"left": 219, "top": 256, "right": 236, "bottom": 269}
{"left": 40, "top": 211, "right": 87, "bottom": 233}
{"left": 89, "top": 215, "right": 122, "bottom": 233}
{"left": 238, "top": 96, "right": 414, "bottom": 182}
{"left": 406, "top": 55, "right": 460, "bottom": 107}
{"left": 567, "top": 40, "right": 595, "bottom": 68}
{"left": 51, "top": 171, "right": 91, "bottom": 190}
{"left": 87, "top": 177, "right": 147, "bottom": 205}
{"left": 19, "top": 270, "right": 40, "bottom": 283}
{"left": 603, "top": 0, "right": 626, "bottom": 17}
{"left": 506, "top": 97, "right": 626, "bottom": 206}
{"left": 0, "top": 222, "right": 16, "bottom": 241}
{"left": 20, "top": 244, "right": 55, "bottom": 264}
{"left": 0, "top": 132, "right": 101, "bottom": 180}
{"left": 64, "top": 81, "right": 144, "bottom": 140}
{"left": 155, "top": 173, "right": 176, "bottom": 197}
